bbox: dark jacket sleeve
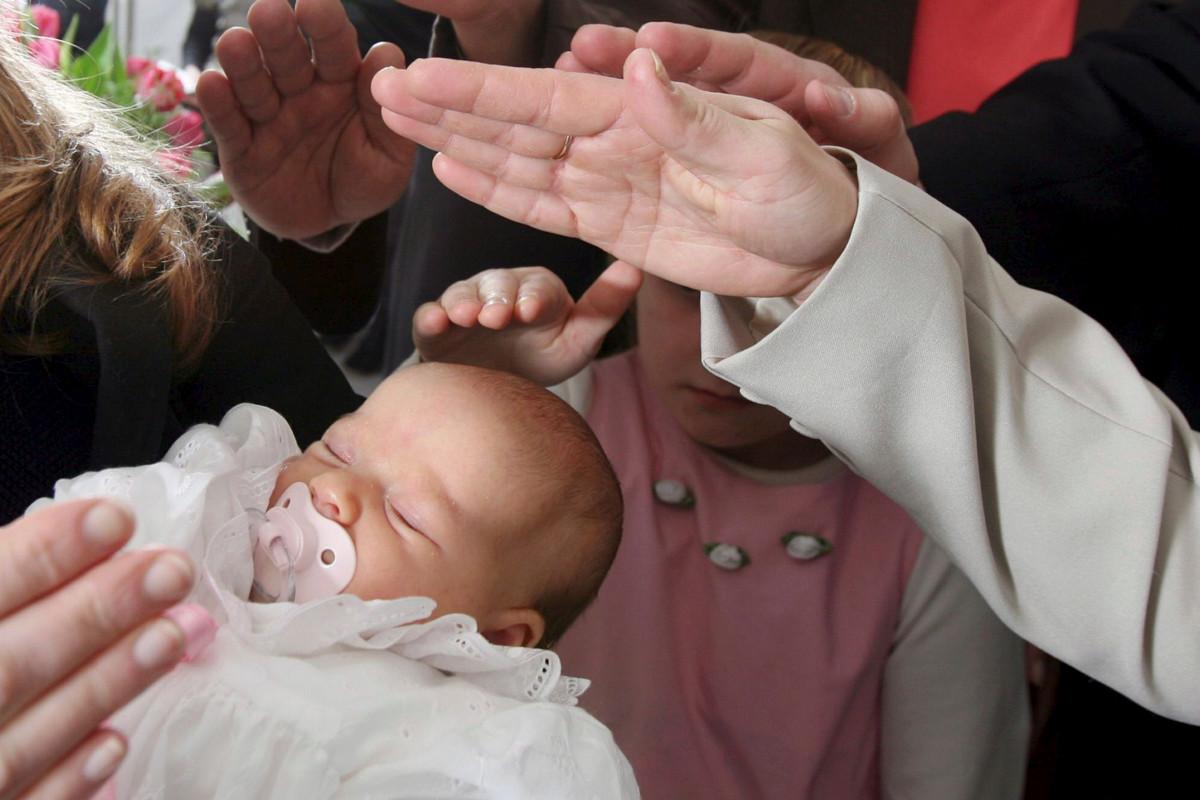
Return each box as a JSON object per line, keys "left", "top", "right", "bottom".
{"left": 249, "top": 211, "right": 390, "bottom": 336}
{"left": 175, "top": 229, "right": 363, "bottom": 447}
{"left": 910, "top": 0, "right": 1200, "bottom": 425}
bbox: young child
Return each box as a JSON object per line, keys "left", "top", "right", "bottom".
{"left": 409, "top": 36, "right": 1026, "bottom": 800}
{"left": 39, "top": 362, "right": 637, "bottom": 799}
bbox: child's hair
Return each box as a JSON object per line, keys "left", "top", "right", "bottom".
{"left": 468, "top": 366, "right": 623, "bottom": 648}
{"left": 0, "top": 25, "right": 219, "bottom": 367}
{"left": 748, "top": 30, "right": 914, "bottom": 125}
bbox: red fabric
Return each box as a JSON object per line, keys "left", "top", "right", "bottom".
{"left": 906, "top": 0, "right": 1079, "bottom": 124}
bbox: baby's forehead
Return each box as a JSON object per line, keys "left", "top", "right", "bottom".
{"left": 361, "top": 364, "right": 571, "bottom": 477}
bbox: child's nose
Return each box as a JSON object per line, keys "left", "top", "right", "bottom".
{"left": 308, "top": 473, "right": 363, "bottom": 525}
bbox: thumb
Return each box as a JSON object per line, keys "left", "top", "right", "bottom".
{"left": 805, "top": 81, "right": 919, "bottom": 184}
{"left": 564, "top": 261, "right": 643, "bottom": 352}
{"left": 623, "top": 47, "right": 776, "bottom": 195}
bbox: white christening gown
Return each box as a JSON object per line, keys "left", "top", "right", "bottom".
{"left": 39, "top": 405, "right": 638, "bottom": 799}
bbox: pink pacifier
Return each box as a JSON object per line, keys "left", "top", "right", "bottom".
{"left": 251, "top": 482, "right": 357, "bottom": 603}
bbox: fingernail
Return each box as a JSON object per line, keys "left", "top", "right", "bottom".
{"left": 516, "top": 293, "right": 536, "bottom": 305}
{"left": 648, "top": 49, "right": 672, "bottom": 88}
{"left": 482, "top": 293, "right": 511, "bottom": 307}
{"left": 132, "top": 618, "right": 185, "bottom": 670}
{"left": 82, "top": 733, "right": 126, "bottom": 783}
{"left": 163, "top": 604, "right": 218, "bottom": 662}
{"left": 822, "top": 83, "right": 856, "bottom": 118}
{"left": 142, "top": 554, "right": 194, "bottom": 603}
{"left": 82, "top": 502, "right": 131, "bottom": 547}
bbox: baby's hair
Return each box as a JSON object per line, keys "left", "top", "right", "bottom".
{"left": 747, "top": 30, "right": 914, "bottom": 126}
{"left": 452, "top": 365, "right": 623, "bottom": 649}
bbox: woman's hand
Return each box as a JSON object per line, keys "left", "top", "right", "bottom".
{"left": 0, "top": 501, "right": 196, "bottom": 800}
{"left": 196, "top": 0, "right": 414, "bottom": 240}
{"left": 414, "top": 261, "right": 642, "bottom": 386}
{"left": 562, "top": 22, "right": 919, "bottom": 185}
{"left": 372, "top": 48, "right": 859, "bottom": 300}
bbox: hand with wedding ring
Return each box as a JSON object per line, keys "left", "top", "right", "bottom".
{"left": 371, "top": 49, "right": 859, "bottom": 300}
{"left": 0, "top": 500, "right": 198, "bottom": 800}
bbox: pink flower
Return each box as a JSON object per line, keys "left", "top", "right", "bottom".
{"left": 163, "top": 109, "right": 205, "bottom": 150}
{"left": 30, "top": 4, "right": 60, "bottom": 38}
{"left": 2, "top": 9, "right": 22, "bottom": 36}
{"left": 28, "top": 37, "right": 60, "bottom": 70}
{"left": 155, "top": 148, "right": 194, "bottom": 178}
{"left": 135, "top": 65, "right": 185, "bottom": 112}
{"left": 126, "top": 55, "right": 152, "bottom": 78}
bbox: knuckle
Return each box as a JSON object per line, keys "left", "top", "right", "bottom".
{"left": 76, "top": 669, "right": 121, "bottom": 721}
{"left": 74, "top": 574, "right": 125, "bottom": 639}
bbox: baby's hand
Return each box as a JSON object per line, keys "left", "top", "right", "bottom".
{"left": 413, "top": 262, "right": 642, "bottom": 386}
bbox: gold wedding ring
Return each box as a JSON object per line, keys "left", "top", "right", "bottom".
{"left": 552, "top": 135, "right": 575, "bottom": 161}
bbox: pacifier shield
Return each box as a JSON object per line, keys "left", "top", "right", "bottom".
{"left": 251, "top": 482, "right": 357, "bottom": 603}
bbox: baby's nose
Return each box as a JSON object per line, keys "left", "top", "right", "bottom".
{"left": 308, "top": 474, "right": 362, "bottom": 525}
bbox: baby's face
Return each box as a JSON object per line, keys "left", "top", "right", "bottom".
{"left": 271, "top": 365, "right": 554, "bottom": 636}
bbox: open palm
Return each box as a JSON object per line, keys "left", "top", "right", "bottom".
{"left": 372, "top": 49, "right": 858, "bottom": 298}
{"left": 197, "top": 0, "right": 414, "bottom": 239}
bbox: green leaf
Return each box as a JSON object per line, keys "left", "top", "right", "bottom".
{"left": 58, "top": 14, "right": 80, "bottom": 72}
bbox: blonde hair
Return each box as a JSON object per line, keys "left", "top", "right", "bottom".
{"left": 0, "top": 28, "right": 217, "bottom": 366}
{"left": 749, "top": 30, "right": 914, "bottom": 126}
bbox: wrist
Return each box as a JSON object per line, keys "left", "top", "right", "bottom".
{"left": 789, "top": 153, "right": 858, "bottom": 304}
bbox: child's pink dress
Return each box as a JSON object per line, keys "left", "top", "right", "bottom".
{"left": 555, "top": 351, "right": 1028, "bottom": 799}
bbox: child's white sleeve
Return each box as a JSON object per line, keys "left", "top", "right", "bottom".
{"left": 880, "top": 540, "right": 1029, "bottom": 800}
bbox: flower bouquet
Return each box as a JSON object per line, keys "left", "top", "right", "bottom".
{"left": 11, "top": 4, "right": 230, "bottom": 208}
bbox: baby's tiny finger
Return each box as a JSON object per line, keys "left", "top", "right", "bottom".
{"left": 412, "top": 302, "right": 451, "bottom": 340}
{"left": 440, "top": 281, "right": 484, "bottom": 327}
{"left": 476, "top": 270, "right": 519, "bottom": 329}
{"left": 514, "top": 272, "right": 567, "bottom": 325}
{"left": 18, "top": 730, "right": 125, "bottom": 800}
{"left": 514, "top": 288, "right": 545, "bottom": 324}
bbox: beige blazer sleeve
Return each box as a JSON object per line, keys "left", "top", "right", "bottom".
{"left": 699, "top": 151, "right": 1200, "bottom": 724}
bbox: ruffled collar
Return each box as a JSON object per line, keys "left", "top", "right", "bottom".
{"left": 195, "top": 510, "right": 588, "bottom": 706}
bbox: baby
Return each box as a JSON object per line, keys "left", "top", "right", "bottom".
{"left": 41, "top": 362, "right": 636, "bottom": 799}
{"left": 252, "top": 360, "right": 623, "bottom": 649}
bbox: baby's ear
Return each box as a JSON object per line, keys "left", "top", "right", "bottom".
{"left": 482, "top": 608, "right": 546, "bottom": 649}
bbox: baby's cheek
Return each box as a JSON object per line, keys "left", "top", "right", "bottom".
{"left": 270, "top": 456, "right": 310, "bottom": 505}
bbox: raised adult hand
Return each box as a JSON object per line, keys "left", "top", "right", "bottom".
{"left": 398, "top": 0, "right": 544, "bottom": 65}
{"left": 0, "top": 501, "right": 197, "bottom": 800}
{"left": 562, "top": 22, "right": 918, "bottom": 184}
{"left": 196, "top": 0, "right": 414, "bottom": 239}
{"left": 414, "top": 261, "right": 642, "bottom": 385}
{"left": 372, "top": 49, "right": 858, "bottom": 299}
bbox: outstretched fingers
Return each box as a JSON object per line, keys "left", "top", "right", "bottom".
{"left": 568, "top": 24, "right": 638, "bottom": 77}
{"left": 430, "top": 153, "right": 578, "bottom": 239}
{"left": 295, "top": 0, "right": 361, "bottom": 83}
{"left": 804, "top": 80, "right": 919, "bottom": 184}
{"left": 636, "top": 23, "right": 847, "bottom": 121}
{"left": 398, "top": 58, "right": 624, "bottom": 135}
{"left": 245, "top": 0, "right": 315, "bottom": 97}
{"left": 196, "top": 69, "right": 252, "bottom": 162}
{"left": 214, "top": 26, "right": 281, "bottom": 124}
